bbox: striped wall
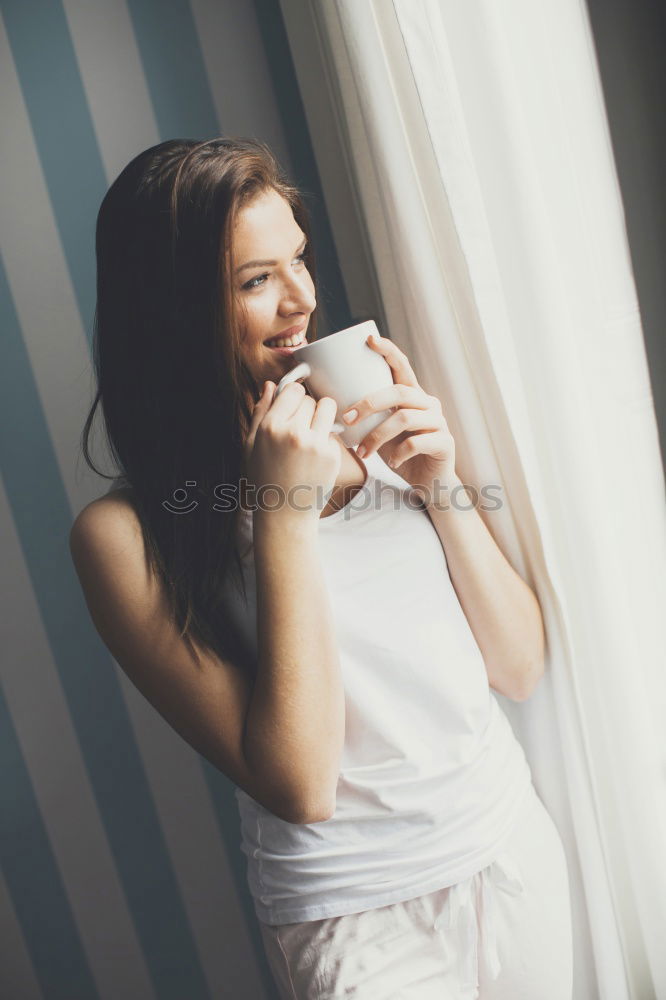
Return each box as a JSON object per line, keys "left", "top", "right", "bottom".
{"left": 0, "top": 1, "right": 352, "bottom": 997}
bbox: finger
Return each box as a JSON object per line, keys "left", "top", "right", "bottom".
{"left": 358, "top": 409, "right": 441, "bottom": 459}
{"left": 389, "top": 430, "right": 451, "bottom": 469}
{"left": 288, "top": 392, "right": 317, "bottom": 430}
{"left": 342, "top": 384, "right": 432, "bottom": 424}
{"left": 366, "top": 333, "right": 420, "bottom": 389}
{"left": 254, "top": 380, "right": 276, "bottom": 415}
{"left": 266, "top": 379, "right": 307, "bottom": 420}
{"left": 245, "top": 381, "right": 275, "bottom": 452}
{"left": 309, "top": 396, "right": 339, "bottom": 435}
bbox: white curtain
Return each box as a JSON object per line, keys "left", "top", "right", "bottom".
{"left": 298, "top": 1, "right": 666, "bottom": 997}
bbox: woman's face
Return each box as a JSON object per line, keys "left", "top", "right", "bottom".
{"left": 232, "top": 188, "right": 317, "bottom": 392}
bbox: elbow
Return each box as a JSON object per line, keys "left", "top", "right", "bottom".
{"left": 268, "top": 787, "right": 336, "bottom": 825}
{"left": 487, "top": 591, "right": 547, "bottom": 703}
{"left": 487, "top": 652, "right": 545, "bottom": 702}
{"left": 512, "top": 654, "right": 546, "bottom": 702}
{"left": 282, "top": 793, "right": 336, "bottom": 825}
{"left": 242, "top": 742, "right": 338, "bottom": 824}
{"left": 289, "top": 781, "right": 337, "bottom": 823}
{"left": 288, "top": 801, "right": 336, "bottom": 825}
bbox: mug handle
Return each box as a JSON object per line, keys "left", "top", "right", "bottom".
{"left": 274, "top": 361, "right": 311, "bottom": 396}
{"left": 274, "top": 362, "right": 345, "bottom": 435}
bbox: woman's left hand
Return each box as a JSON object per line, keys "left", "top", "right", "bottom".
{"left": 341, "top": 333, "right": 457, "bottom": 493}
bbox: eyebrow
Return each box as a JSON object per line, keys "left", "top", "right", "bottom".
{"left": 235, "top": 236, "right": 307, "bottom": 275}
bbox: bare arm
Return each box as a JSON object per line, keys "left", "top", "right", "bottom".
{"left": 244, "top": 511, "right": 345, "bottom": 824}
{"left": 424, "top": 477, "right": 545, "bottom": 702}
{"left": 239, "top": 379, "right": 347, "bottom": 821}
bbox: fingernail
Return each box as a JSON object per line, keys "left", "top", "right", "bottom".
{"left": 342, "top": 408, "right": 358, "bottom": 423}
{"left": 356, "top": 444, "right": 367, "bottom": 458}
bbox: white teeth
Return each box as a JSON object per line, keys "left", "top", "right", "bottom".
{"left": 265, "top": 332, "right": 305, "bottom": 348}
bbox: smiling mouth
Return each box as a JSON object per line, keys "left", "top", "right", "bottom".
{"left": 263, "top": 329, "right": 307, "bottom": 350}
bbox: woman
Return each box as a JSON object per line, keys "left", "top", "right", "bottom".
{"left": 70, "top": 137, "right": 573, "bottom": 998}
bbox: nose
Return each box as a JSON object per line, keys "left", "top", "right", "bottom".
{"left": 278, "top": 268, "right": 316, "bottom": 317}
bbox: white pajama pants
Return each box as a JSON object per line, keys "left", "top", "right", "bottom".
{"left": 258, "top": 784, "right": 573, "bottom": 999}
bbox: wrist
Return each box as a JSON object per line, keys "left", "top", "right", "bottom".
{"left": 420, "top": 472, "right": 469, "bottom": 513}
{"left": 252, "top": 507, "right": 320, "bottom": 534}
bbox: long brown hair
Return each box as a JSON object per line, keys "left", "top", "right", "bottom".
{"left": 80, "top": 137, "right": 319, "bottom": 669}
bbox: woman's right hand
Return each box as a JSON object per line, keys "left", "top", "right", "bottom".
{"left": 243, "top": 381, "right": 342, "bottom": 520}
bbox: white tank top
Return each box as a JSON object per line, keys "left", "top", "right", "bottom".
{"left": 223, "top": 450, "right": 533, "bottom": 925}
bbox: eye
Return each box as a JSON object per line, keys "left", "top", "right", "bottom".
{"left": 241, "top": 245, "right": 309, "bottom": 291}
{"left": 242, "top": 272, "right": 269, "bottom": 291}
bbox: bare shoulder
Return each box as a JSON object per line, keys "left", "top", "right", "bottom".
{"left": 68, "top": 486, "right": 178, "bottom": 698}
{"left": 69, "top": 487, "right": 148, "bottom": 602}
{"left": 69, "top": 483, "right": 210, "bottom": 680}
{"left": 72, "top": 481, "right": 138, "bottom": 536}
{"left": 71, "top": 483, "right": 139, "bottom": 533}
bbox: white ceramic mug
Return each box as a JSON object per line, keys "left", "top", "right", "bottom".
{"left": 274, "top": 319, "right": 394, "bottom": 447}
